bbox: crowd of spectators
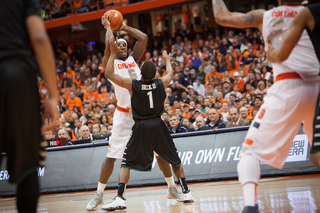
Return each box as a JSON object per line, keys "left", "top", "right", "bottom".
{"left": 40, "top": 0, "right": 145, "bottom": 20}
{"left": 40, "top": 25, "right": 274, "bottom": 144}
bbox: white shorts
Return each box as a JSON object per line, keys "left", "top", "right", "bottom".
{"left": 239, "top": 79, "right": 320, "bottom": 169}
{"left": 107, "top": 109, "right": 134, "bottom": 159}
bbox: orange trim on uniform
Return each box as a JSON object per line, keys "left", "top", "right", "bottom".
{"left": 275, "top": 72, "right": 301, "bottom": 82}
{"left": 245, "top": 139, "right": 254, "bottom": 146}
{"left": 116, "top": 105, "right": 132, "bottom": 113}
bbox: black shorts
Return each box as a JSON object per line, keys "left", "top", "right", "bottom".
{"left": 122, "top": 117, "right": 181, "bottom": 171}
{"left": 311, "top": 90, "right": 320, "bottom": 154}
{"left": 0, "top": 57, "right": 43, "bottom": 184}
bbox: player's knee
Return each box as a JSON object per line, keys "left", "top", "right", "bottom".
{"left": 237, "top": 154, "right": 260, "bottom": 186}
{"left": 105, "top": 157, "right": 116, "bottom": 165}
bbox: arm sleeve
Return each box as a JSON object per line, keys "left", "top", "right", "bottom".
{"left": 25, "top": 0, "right": 41, "bottom": 18}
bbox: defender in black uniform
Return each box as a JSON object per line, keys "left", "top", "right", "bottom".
{"left": 0, "top": 0, "right": 59, "bottom": 212}
{"left": 266, "top": 2, "right": 320, "bottom": 169}
{"left": 103, "top": 37, "right": 194, "bottom": 211}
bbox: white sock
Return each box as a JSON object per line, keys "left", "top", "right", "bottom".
{"left": 242, "top": 183, "right": 256, "bottom": 206}
{"left": 165, "top": 176, "right": 175, "bottom": 187}
{"left": 97, "top": 182, "right": 107, "bottom": 193}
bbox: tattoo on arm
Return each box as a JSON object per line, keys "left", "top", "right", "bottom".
{"left": 213, "top": 0, "right": 264, "bottom": 29}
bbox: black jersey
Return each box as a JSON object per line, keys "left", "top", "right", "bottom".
{"left": 307, "top": 3, "right": 320, "bottom": 62}
{"left": 0, "top": 0, "right": 40, "bottom": 61}
{"left": 131, "top": 79, "right": 166, "bottom": 120}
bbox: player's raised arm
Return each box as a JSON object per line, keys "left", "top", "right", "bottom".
{"left": 160, "top": 51, "right": 173, "bottom": 88}
{"left": 119, "top": 23, "right": 148, "bottom": 62}
{"left": 212, "top": 0, "right": 264, "bottom": 31}
{"left": 266, "top": 7, "right": 315, "bottom": 63}
{"left": 105, "top": 37, "right": 132, "bottom": 92}
{"left": 102, "top": 14, "right": 114, "bottom": 70}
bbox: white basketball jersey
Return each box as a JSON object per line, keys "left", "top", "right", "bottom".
{"left": 263, "top": 5, "right": 320, "bottom": 82}
{"left": 111, "top": 56, "right": 141, "bottom": 108}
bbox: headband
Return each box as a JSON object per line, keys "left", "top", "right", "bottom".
{"left": 116, "top": 38, "right": 127, "bottom": 45}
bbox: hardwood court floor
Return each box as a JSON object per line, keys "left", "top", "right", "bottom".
{"left": 0, "top": 174, "right": 320, "bottom": 213}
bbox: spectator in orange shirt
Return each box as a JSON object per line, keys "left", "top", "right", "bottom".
{"left": 74, "top": 73, "right": 82, "bottom": 87}
{"left": 66, "top": 91, "right": 83, "bottom": 111}
{"left": 242, "top": 83, "right": 255, "bottom": 97}
{"left": 66, "top": 66, "right": 76, "bottom": 81}
{"left": 233, "top": 72, "right": 245, "bottom": 92}
{"left": 226, "top": 55, "right": 239, "bottom": 76}
{"left": 205, "top": 66, "right": 221, "bottom": 83}
{"left": 83, "top": 85, "right": 100, "bottom": 103}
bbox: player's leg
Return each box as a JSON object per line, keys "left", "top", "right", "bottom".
{"left": 2, "top": 59, "right": 43, "bottom": 213}
{"left": 87, "top": 111, "right": 132, "bottom": 211}
{"left": 237, "top": 154, "right": 260, "bottom": 213}
{"left": 304, "top": 86, "right": 320, "bottom": 169}
{"left": 155, "top": 153, "right": 183, "bottom": 201}
{"left": 154, "top": 120, "right": 194, "bottom": 202}
{"left": 17, "top": 170, "right": 39, "bottom": 213}
{"left": 86, "top": 157, "right": 116, "bottom": 211}
{"left": 101, "top": 167, "right": 130, "bottom": 211}
{"left": 237, "top": 79, "right": 310, "bottom": 213}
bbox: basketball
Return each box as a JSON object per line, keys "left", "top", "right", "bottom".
{"left": 104, "top": 10, "right": 123, "bottom": 31}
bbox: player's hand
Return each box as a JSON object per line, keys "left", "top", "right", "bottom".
{"left": 41, "top": 98, "right": 59, "bottom": 133}
{"left": 119, "top": 22, "right": 127, "bottom": 31}
{"left": 101, "top": 13, "right": 110, "bottom": 29}
{"left": 109, "top": 37, "right": 120, "bottom": 53}
{"left": 266, "top": 40, "right": 275, "bottom": 63}
{"left": 162, "top": 50, "right": 171, "bottom": 62}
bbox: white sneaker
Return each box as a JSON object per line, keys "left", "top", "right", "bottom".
{"left": 182, "top": 191, "right": 194, "bottom": 203}
{"left": 86, "top": 191, "right": 104, "bottom": 211}
{"left": 166, "top": 184, "right": 184, "bottom": 201}
{"left": 101, "top": 196, "right": 126, "bottom": 211}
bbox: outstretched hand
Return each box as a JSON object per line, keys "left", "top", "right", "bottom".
{"left": 162, "top": 50, "right": 171, "bottom": 62}
{"left": 101, "top": 13, "right": 110, "bottom": 29}
{"left": 109, "top": 37, "right": 120, "bottom": 53}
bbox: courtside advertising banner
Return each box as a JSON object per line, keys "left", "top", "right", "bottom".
{"left": 0, "top": 128, "right": 318, "bottom": 196}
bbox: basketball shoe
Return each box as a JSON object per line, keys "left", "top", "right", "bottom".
{"left": 86, "top": 190, "right": 103, "bottom": 211}
{"left": 240, "top": 204, "right": 259, "bottom": 213}
{"left": 166, "top": 184, "right": 184, "bottom": 201}
{"left": 182, "top": 190, "right": 194, "bottom": 203}
{"left": 101, "top": 196, "right": 126, "bottom": 211}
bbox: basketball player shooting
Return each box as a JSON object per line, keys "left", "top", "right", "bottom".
{"left": 212, "top": 0, "right": 320, "bottom": 212}
{"left": 101, "top": 37, "right": 194, "bottom": 211}
{"left": 86, "top": 12, "right": 183, "bottom": 211}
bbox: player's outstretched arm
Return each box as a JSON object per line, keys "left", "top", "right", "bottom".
{"left": 102, "top": 14, "right": 114, "bottom": 70}
{"left": 26, "top": 15, "right": 59, "bottom": 132}
{"left": 160, "top": 51, "right": 173, "bottom": 88}
{"left": 212, "top": 0, "right": 264, "bottom": 31}
{"left": 120, "top": 23, "right": 148, "bottom": 62}
{"left": 266, "top": 7, "right": 315, "bottom": 63}
{"left": 105, "top": 37, "right": 132, "bottom": 92}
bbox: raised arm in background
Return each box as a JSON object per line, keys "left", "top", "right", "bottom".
{"left": 160, "top": 51, "right": 173, "bottom": 88}
{"left": 105, "top": 37, "right": 132, "bottom": 93}
{"left": 212, "top": 0, "right": 265, "bottom": 31}
{"left": 266, "top": 7, "right": 315, "bottom": 63}
{"left": 26, "top": 15, "right": 59, "bottom": 132}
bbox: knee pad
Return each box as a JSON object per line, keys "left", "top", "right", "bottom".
{"left": 237, "top": 154, "right": 260, "bottom": 186}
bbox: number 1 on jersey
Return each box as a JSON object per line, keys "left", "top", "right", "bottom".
{"left": 147, "top": 91, "right": 154, "bottom": 109}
